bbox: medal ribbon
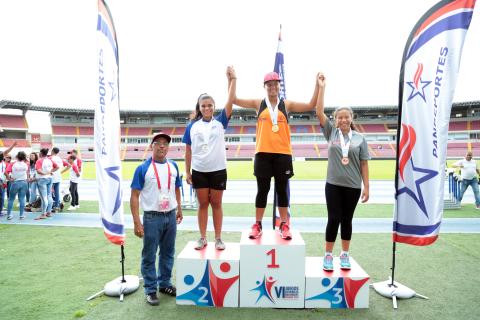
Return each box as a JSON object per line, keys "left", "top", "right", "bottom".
{"left": 201, "top": 118, "right": 214, "bottom": 147}
{"left": 265, "top": 97, "right": 279, "bottom": 127}
{"left": 338, "top": 129, "right": 352, "bottom": 158}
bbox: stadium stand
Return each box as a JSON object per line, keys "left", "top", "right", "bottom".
{"left": 1, "top": 99, "right": 480, "bottom": 160}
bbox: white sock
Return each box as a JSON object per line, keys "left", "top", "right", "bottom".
{"left": 340, "top": 251, "right": 349, "bottom": 256}
{"left": 325, "top": 251, "right": 333, "bottom": 257}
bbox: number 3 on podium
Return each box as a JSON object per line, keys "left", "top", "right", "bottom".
{"left": 266, "top": 248, "right": 280, "bottom": 268}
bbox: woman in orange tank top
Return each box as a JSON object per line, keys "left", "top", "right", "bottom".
{"left": 229, "top": 67, "right": 320, "bottom": 240}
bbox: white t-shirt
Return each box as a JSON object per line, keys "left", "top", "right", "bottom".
{"left": 6, "top": 161, "right": 28, "bottom": 181}
{"left": 182, "top": 109, "right": 230, "bottom": 172}
{"left": 455, "top": 158, "right": 478, "bottom": 180}
{"left": 130, "top": 158, "right": 182, "bottom": 213}
{"left": 51, "top": 155, "right": 67, "bottom": 183}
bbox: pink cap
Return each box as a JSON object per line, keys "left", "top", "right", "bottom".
{"left": 263, "top": 71, "right": 281, "bottom": 83}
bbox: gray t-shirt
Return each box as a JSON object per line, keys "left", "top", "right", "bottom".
{"left": 322, "top": 120, "right": 370, "bottom": 189}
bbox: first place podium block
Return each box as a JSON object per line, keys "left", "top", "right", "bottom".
{"left": 239, "top": 229, "right": 305, "bottom": 308}
{"left": 176, "top": 241, "right": 240, "bottom": 307}
{"left": 304, "top": 256, "right": 369, "bottom": 308}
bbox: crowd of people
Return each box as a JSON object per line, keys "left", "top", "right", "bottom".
{"left": 0, "top": 142, "right": 82, "bottom": 220}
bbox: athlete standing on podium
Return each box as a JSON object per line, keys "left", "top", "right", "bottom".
{"left": 315, "top": 73, "right": 370, "bottom": 271}
{"left": 230, "top": 68, "right": 320, "bottom": 240}
{"left": 182, "top": 66, "right": 235, "bottom": 251}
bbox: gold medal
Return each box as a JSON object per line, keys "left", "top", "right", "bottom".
{"left": 341, "top": 157, "right": 349, "bottom": 165}
{"left": 272, "top": 124, "right": 279, "bottom": 133}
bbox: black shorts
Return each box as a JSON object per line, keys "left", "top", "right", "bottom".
{"left": 192, "top": 169, "right": 227, "bottom": 190}
{"left": 254, "top": 152, "right": 294, "bottom": 179}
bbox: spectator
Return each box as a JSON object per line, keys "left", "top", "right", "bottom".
{"left": 130, "top": 132, "right": 183, "bottom": 306}
{"left": 5, "top": 151, "right": 29, "bottom": 220}
{"left": 50, "top": 147, "right": 68, "bottom": 212}
{"left": 452, "top": 151, "right": 480, "bottom": 209}
{"left": 34, "top": 148, "right": 58, "bottom": 220}
{"left": 62, "top": 155, "right": 80, "bottom": 211}
{"left": 27, "top": 152, "right": 39, "bottom": 206}
{"left": 0, "top": 141, "right": 17, "bottom": 217}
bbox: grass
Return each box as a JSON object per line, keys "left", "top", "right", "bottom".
{"left": 68, "top": 201, "right": 480, "bottom": 218}
{"left": 0, "top": 224, "right": 478, "bottom": 320}
{"left": 76, "top": 160, "right": 400, "bottom": 181}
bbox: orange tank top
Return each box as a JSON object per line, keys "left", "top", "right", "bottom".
{"left": 255, "top": 99, "right": 292, "bottom": 155}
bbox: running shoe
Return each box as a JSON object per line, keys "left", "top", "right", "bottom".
{"left": 323, "top": 254, "right": 334, "bottom": 271}
{"left": 340, "top": 252, "right": 351, "bottom": 270}
{"left": 249, "top": 223, "right": 262, "bottom": 239}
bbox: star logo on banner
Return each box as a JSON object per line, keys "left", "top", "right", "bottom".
{"left": 396, "top": 159, "right": 438, "bottom": 218}
{"left": 406, "top": 62, "right": 431, "bottom": 103}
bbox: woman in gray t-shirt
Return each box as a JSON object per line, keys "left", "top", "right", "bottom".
{"left": 315, "top": 73, "right": 370, "bottom": 271}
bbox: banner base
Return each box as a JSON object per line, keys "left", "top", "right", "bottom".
{"left": 86, "top": 275, "right": 141, "bottom": 302}
{"left": 371, "top": 278, "right": 428, "bottom": 309}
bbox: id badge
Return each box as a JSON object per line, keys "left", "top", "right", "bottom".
{"left": 159, "top": 193, "right": 170, "bottom": 211}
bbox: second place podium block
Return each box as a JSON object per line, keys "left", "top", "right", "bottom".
{"left": 239, "top": 229, "right": 306, "bottom": 308}
{"left": 176, "top": 241, "right": 240, "bottom": 307}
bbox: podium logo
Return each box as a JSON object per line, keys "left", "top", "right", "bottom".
{"left": 251, "top": 275, "right": 299, "bottom": 304}
{"left": 177, "top": 261, "right": 239, "bottom": 307}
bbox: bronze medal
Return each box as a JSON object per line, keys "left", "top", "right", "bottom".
{"left": 341, "top": 157, "right": 349, "bottom": 165}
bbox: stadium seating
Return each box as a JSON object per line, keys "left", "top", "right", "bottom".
{"left": 52, "top": 125, "right": 77, "bottom": 135}
{"left": 0, "top": 114, "right": 27, "bottom": 129}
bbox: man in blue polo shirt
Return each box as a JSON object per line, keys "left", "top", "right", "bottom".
{"left": 130, "top": 132, "right": 183, "bottom": 306}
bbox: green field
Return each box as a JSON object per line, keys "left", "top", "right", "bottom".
{"left": 78, "top": 160, "right": 400, "bottom": 180}
{"left": 75, "top": 159, "right": 464, "bottom": 181}
{"left": 0, "top": 224, "right": 478, "bottom": 320}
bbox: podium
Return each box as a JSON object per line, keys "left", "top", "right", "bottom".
{"left": 176, "top": 241, "right": 240, "bottom": 307}
{"left": 305, "top": 257, "right": 369, "bottom": 308}
{"left": 239, "top": 230, "right": 305, "bottom": 308}
{"left": 176, "top": 229, "right": 369, "bottom": 309}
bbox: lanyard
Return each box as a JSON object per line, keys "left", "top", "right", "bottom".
{"left": 151, "top": 160, "right": 171, "bottom": 192}
{"left": 338, "top": 128, "right": 352, "bottom": 158}
{"left": 265, "top": 97, "right": 279, "bottom": 126}
{"left": 201, "top": 118, "right": 214, "bottom": 146}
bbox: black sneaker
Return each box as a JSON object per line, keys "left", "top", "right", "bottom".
{"left": 159, "top": 286, "right": 176, "bottom": 297}
{"left": 146, "top": 292, "right": 159, "bottom": 306}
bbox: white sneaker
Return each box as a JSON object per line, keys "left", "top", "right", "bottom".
{"left": 75, "top": 205, "right": 80, "bottom": 209}
{"left": 67, "top": 206, "right": 77, "bottom": 211}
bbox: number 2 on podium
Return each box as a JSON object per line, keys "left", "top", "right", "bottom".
{"left": 266, "top": 248, "right": 280, "bottom": 268}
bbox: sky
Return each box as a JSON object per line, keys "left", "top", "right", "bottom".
{"left": 1, "top": 0, "right": 479, "bottom": 115}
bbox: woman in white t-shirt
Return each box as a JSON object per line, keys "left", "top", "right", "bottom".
{"left": 452, "top": 151, "right": 480, "bottom": 208}
{"left": 5, "top": 151, "right": 29, "bottom": 220}
{"left": 34, "top": 148, "right": 58, "bottom": 220}
{"left": 181, "top": 67, "right": 234, "bottom": 250}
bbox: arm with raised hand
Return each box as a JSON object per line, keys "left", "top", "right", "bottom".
{"left": 285, "top": 72, "right": 321, "bottom": 113}
{"left": 315, "top": 72, "right": 328, "bottom": 127}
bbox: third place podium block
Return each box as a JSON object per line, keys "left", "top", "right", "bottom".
{"left": 176, "top": 241, "right": 240, "bottom": 307}
{"left": 304, "top": 256, "right": 369, "bottom": 308}
{"left": 239, "top": 229, "right": 305, "bottom": 308}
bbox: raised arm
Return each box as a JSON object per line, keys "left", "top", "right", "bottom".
{"left": 285, "top": 73, "right": 320, "bottom": 113}
{"left": 2, "top": 141, "right": 17, "bottom": 156}
{"left": 225, "top": 66, "right": 236, "bottom": 118}
{"left": 315, "top": 72, "right": 328, "bottom": 127}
